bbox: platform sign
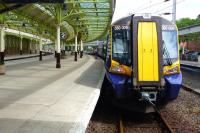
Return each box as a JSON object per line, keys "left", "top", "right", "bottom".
{"left": 60, "top": 32, "right": 67, "bottom": 39}
{"left": 4, "top": 0, "right": 64, "bottom": 3}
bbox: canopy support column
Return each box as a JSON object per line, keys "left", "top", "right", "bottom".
{"left": 71, "top": 45, "right": 73, "bottom": 55}
{"left": 56, "top": 25, "right": 61, "bottom": 68}
{"left": 0, "top": 24, "right": 5, "bottom": 74}
{"left": 20, "top": 37, "right": 23, "bottom": 55}
{"left": 62, "top": 42, "right": 65, "bottom": 56}
{"left": 80, "top": 40, "right": 83, "bottom": 58}
{"left": 55, "top": 39, "right": 57, "bottom": 58}
{"left": 30, "top": 39, "right": 32, "bottom": 54}
{"left": 39, "top": 37, "right": 42, "bottom": 61}
{"left": 74, "top": 35, "right": 77, "bottom": 61}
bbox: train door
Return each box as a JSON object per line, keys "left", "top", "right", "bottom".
{"left": 138, "top": 22, "right": 159, "bottom": 81}
{"left": 132, "top": 16, "right": 163, "bottom": 87}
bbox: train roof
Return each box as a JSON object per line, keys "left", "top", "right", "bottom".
{"left": 112, "top": 15, "right": 132, "bottom": 25}
{"left": 112, "top": 15, "right": 176, "bottom": 27}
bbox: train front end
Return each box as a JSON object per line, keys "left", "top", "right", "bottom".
{"left": 105, "top": 15, "right": 182, "bottom": 113}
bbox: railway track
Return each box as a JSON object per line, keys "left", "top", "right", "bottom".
{"left": 155, "top": 110, "right": 174, "bottom": 133}
{"left": 117, "top": 109, "right": 174, "bottom": 133}
{"left": 117, "top": 84, "right": 200, "bottom": 133}
{"left": 87, "top": 87, "right": 200, "bottom": 133}
{"left": 182, "top": 84, "right": 200, "bottom": 96}
{"left": 87, "top": 82, "right": 200, "bottom": 133}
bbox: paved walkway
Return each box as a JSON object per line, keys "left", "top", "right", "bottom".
{"left": 0, "top": 54, "right": 104, "bottom": 133}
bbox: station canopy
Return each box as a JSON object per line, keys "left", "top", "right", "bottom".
{"left": 0, "top": 0, "right": 116, "bottom": 43}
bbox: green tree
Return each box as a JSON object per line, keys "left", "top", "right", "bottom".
{"left": 176, "top": 17, "right": 200, "bottom": 28}
{"left": 178, "top": 16, "right": 200, "bottom": 42}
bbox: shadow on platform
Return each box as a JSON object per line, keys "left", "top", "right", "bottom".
{"left": 74, "top": 59, "right": 104, "bottom": 89}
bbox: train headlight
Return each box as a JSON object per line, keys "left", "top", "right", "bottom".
{"left": 110, "top": 65, "right": 126, "bottom": 74}
{"left": 164, "top": 66, "right": 180, "bottom": 75}
{"left": 109, "top": 60, "right": 132, "bottom": 76}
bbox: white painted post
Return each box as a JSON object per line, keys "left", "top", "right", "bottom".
{"left": 75, "top": 36, "right": 77, "bottom": 52}
{"left": 74, "top": 35, "right": 77, "bottom": 61}
{"left": 30, "top": 39, "right": 32, "bottom": 54}
{"left": 63, "top": 42, "right": 66, "bottom": 55}
{"left": 172, "top": 0, "right": 176, "bottom": 24}
{"left": 0, "top": 25, "right": 5, "bottom": 74}
{"left": 20, "top": 36, "right": 23, "bottom": 55}
{"left": 70, "top": 44, "right": 73, "bottom": 55}
{"left": 56, "top": 25, "right": 61, "bottom": 68}
{"left": 0, "top": 21, "right": 6, "bottom": 75}
{"left": 39, "top": 37, "right": 42, "bottom": 51}
{"left": 0, "top": 25, "right": 5, "bottom": 53}
{"left": 57, "top": 25, "right": 60, "bottom": 53}
{"left": 39, "top": 37, "right": 42, "bottom": 61}
{"left": 80, "top": 40, "right": 83, "bottom": 58}
{"left": 55, "top": 39, "right": 57, "bottom": 57}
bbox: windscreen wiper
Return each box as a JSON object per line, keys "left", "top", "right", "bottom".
{"left": 163, "top": 41, "right": 172, "bottom": 66}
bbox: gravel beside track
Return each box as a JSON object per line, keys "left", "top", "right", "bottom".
{"left": 86, "top": 97, "right": 118, "bottom": 133}
{"left": 160, "top": 89, "right": 200, "bottom": 133}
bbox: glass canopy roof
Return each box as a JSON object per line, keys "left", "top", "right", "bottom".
{"left": 0, "top": 0, "right": 116, "bottom": 43}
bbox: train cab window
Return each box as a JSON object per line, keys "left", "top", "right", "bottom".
{"left": 162, "top": 30, "right": 178, "bottom": 65}
{"left": 112, "top": 25, "right": 131, "bottom": 65}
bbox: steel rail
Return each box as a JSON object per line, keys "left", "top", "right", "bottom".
{"left": 155, "top": 110, "right": 174, "bottom": 133}
{"left": 144, "top": 99, "right": 174, "bottom": 133}
{"left": 182, "top": 84, "right": 200, "bottom": 96}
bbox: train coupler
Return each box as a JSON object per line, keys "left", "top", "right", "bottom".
{"left": 139, "top": 92, "right": 157, "bottom": 102}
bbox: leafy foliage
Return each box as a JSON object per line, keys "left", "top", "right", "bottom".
{"left": 176, "top": 15, "right": 200, "bottom": 28}
{"left": 177, "top": 15, "right": 200, "bottom": 42}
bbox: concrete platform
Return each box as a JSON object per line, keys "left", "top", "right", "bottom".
{"left": 0, "top": 54, "right": 104, "bottom": 133}
{"left": 181, "top": 60, "right": 200, "bottom": 93}
{"left": 181, "top": 60, "right": 200, "bottom": 68}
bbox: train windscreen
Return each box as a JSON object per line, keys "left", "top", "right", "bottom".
{"left": 112, "top": 25, "right": 131, "bottom": 65}
{"left": 162, "top": 30, "right": 178, "bottom": 64}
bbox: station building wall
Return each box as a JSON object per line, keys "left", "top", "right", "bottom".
{"left": 185, "top": 41, "right": 200, "bottom": 51}
{"left": 5, "top": 35, "right": 39, "bottom": 55}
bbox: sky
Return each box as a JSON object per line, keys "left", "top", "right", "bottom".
{"left": 112, "top": 0, "right": 200, "bottom": 22}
